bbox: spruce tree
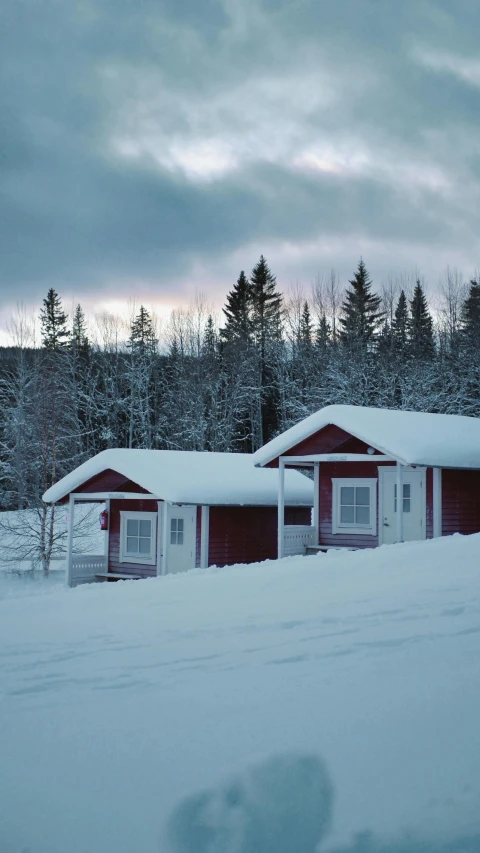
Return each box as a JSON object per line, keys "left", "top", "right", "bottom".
{"left": 408, "top": 280, "right": 435, "bottom": 359}
{"left": 128, "top": 306, "right": 157, "bottom": 355}
{"left": 461, "top": 279, "right": 480, "bottom": 346}
{"left": 40, "top": 289, "right": 70, "bottom": 350}
{"left": 203, "top": 315, "right": 217, "bottom": 358}
{"left": 220, "top": 271, "right": 252, "bottom": 345}
{"left": 71, "top": 304, "right": 90, "bottom": 357}
{"left": 392, "top": 290, "right": 409, "bottom": 354}
{"left": 299, "top": 301, "right": 313, "bottom": 346}
{"left": 250, "top": 255, "right": 283, "bottom": 356}
{"left": 339, "top": 260, "right": 383, "bottom": 347}
{"left": 315, "top": 314, "right": 331, "bottom": 351}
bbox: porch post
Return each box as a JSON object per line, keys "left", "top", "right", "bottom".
{"left": 162, "top": 501, "right": 171, "bottom": 575}
{"left": 200, "top": 505, "right": 210, "bottom": 569}
{"left": 277, "top": 458, "right": 285, "bottom": 559}
{"left": 156, "top": 501, "right": 163, "bottom": 576}
{"left": 313, "top": 462, "right": 320, "bottom": 545}
{"left": 104, "top": 497, "right": 110, "bottom": 571}
{"left": 432, "top": 468, "right": 442, "bottom": 538}
{"left": 66, "top": 494, "right": 75, "bottom": 587}
{"left": 396, "top": 462, "right": 404, "bottom": 543}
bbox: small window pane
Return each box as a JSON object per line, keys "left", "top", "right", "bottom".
{"left": 171, "top": 518, "right": 177, "bottom": 532}
{"left": 403, "top": 484, "right": 411, "bottom": 498}
{"left": 126, "top": 519, "right": 139, "bottom": 536}
{"left": 356, "top": 487, "right": 370, "bottom": 506}
{"left": 340, "top": 487, "right": 355, "bottom": 506}
{"left": 126, "top": 536, "right": 138, "bottom": 553}
{"left": 170, "top": 531, "right": 176, "bottom": 545}
{"left": 340, "top": 505, "right": 355, "bottom": 523}
{"left": 355, "top": 505, "right": 370, "bottom": 525}
{"left": 403, "top": 498, "right": 411, "bottom": 513}
{"left": 177, "top": 519, "right": 184, "bottom": 532}
{"left": 139, "top": 520, "right": 151, "bottom": 537}
{"left": 139, "top": 537, "right": 150, "bottom": 554}
{"left": 177, "top": 531, "right": 184, "bottom": 545}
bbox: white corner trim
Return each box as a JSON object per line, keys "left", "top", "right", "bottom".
{"left": 331, "top": 478, "right": 377, "bottom": 536}
{"left": 119, "top": 510, "right": 157, "bottom": 565}
{"left": 200, "top": 505, "right": 210, "bottom": 569}
{"left": 433, "top": 468, "right": 442, "bottom": 538}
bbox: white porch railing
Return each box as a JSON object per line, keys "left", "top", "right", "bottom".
{"left": 283, "top": 525, "right": 315, "bottom": 556}
{"left": 70, "top": 555, "right": 107, "bottom": 587}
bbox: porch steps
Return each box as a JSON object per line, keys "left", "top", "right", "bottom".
{"left": 306, "top": 545, "right": 358, "bottom": 555}
{"left": 95, "top": 573, "right": 143, "bottom": 581}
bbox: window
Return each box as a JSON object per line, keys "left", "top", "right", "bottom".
{"left": 394, "top": 483, "right": 411, "bottom": 513}
{"left": 170, "top": 517, "right": 184, "bottom": 546}
{"left": 119, "top": 511, "right": 157, "bottom": 565}
{"left": 332, "top": 478, "right": 377, "bottom": 535}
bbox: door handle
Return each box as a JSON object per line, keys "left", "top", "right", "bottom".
{"left": 383, "top": 521, "right": 389, "bottom": 527}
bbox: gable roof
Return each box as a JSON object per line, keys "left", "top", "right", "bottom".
{"left": 252, "top": 405, "right": 480, "bottom": 470}
{"left": 42, "top": 449, "right": 313, "bottom": 506}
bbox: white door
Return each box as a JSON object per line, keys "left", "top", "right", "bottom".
{"left": 167, "top": 506, "right": 196, "bottom": 574}
{"left": 379, "top": 468, "right": 426, "bottom": 545}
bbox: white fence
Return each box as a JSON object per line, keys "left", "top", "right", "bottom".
{"left": 283, "top": 525, "right": 315, "bottom": 556}
{"left": 70, "top": 555, "right": 107, "bottom": 587}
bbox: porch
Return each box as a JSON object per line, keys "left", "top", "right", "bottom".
{"left": 276, "top": 453, "right": 443, "bottom": 558}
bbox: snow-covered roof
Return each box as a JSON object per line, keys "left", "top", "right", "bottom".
{"left": 42, "top": 449, "right": 313, "bottom": 506}
{"left": 253, "top": 405, "right": 480, "bottom": 470}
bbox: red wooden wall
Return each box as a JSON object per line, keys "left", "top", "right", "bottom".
{"left": 442, "top": 469, "right": 480, "bottom": 535}
{"left": 208, "top": 506, "right": 310, "bottom": 568}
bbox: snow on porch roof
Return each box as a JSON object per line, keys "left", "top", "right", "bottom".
{"left": 42, "top": 449, "right": 314, "bottom": 506}
{"left": 253, "top": 404, "right": 480, "bottom": 470}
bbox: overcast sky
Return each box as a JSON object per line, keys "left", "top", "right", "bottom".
{"left": 1, "top": 0, "right": 479, "bottom": 327}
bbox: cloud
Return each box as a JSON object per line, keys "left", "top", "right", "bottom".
{"left": 0, "top": 0, "right": 479, "bottom": 314}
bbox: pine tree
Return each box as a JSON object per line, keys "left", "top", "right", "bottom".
{"left": 220, "top": 271, "right": 252, "bottom": 345}
{"left": 40, "top": 289, "right": 70, "bottom": 350}
{"left": 339, "top": 260, "right": 383, "bottom": 347}
{"left": 71, "top": 304, "right": 90, "bottom": 357}
{"left": 203, "top": 315, "right": 217, "bottom": 358}
{"left": 128, "top": 306, "right": 157, "bottom": 355}
{"left": 408, "top": 280, "right": 435, "bottom": 359}
{"left": 315, "top": 315, "right": 331, "bottom": 351}
{"left": 392, "top": 290, "right": 409, "bottom": 352}
{"left": 299, "top": 302, "right": 313, "bottom": 346}
{"left": 461, "top": 279, "right": 480, "bottom": 345}
{"left": 250, "top": 255, "right": 283, "bottom": 356}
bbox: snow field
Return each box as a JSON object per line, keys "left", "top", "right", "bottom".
{"left": 0, "top": 534, "right": 480, "bottom": 852}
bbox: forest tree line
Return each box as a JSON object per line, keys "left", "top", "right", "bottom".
{"left": 1, "top": 255, "right": 480, "bottom": 565}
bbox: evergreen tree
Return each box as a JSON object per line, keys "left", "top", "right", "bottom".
{"left": 250, "top": 255, "right": 283, "bottom": 356}
{"left": 392, "top": 290, "right": 409, "bottom": 352}
{"left": 339, "top": 260, "right": 383, "bottom": 347}
{"left": 461, "top": 279, "right": 480, "bottom": 345}
{"left": 128, "top": 306, "right": 157, "bottom": 355}
{"left": 408, "top": 280, "right": 435, "bottom": 359}
{"left": 203, "top": 315, "right": 217, "bottom": 359}
{"left": 71, "top": 304, "right": 90, "bottom": 358}
{"left": 315, "top": 314, "right": 331, "bottom": 351}
{"left": 40, "top": 289, "right": 70, "bottom": 350}
{"left": 220, "top": 271, "right": 252, "bottom": 345}
{"left": 299, "top": 302, "right": 313, "bottom": 346}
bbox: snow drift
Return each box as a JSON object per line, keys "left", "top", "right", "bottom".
{"left": 1, "top": 534, "right": 480, "bottom": 853}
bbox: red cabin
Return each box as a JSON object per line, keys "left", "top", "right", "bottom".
{"left": 253, "top": 404, "right": 480, "bottom": 556}
{"left": 43, "top": 450, "right": 313, "bottom": 587}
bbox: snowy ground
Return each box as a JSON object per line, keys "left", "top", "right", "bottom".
{"left": 1, "top": 535, "right": 480, "bottom": 853}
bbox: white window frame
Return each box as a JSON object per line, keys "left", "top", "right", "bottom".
{"left": 332, "top": 478, "right": 377, "bottom": 536}
{"left": 119, "top": 511, "right": 157, "bottom": 565}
